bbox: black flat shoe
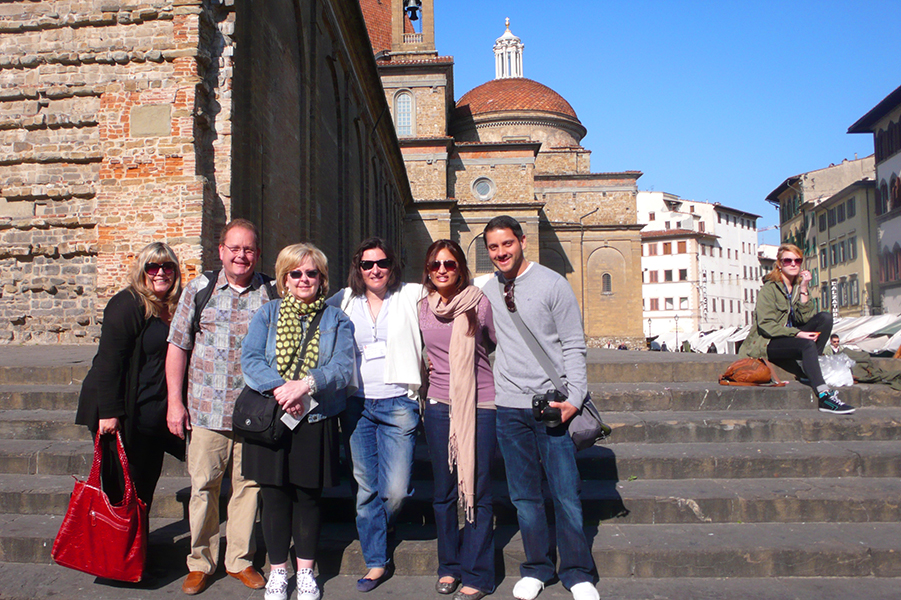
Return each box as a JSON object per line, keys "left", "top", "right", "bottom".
{"left": 454, "top": 589, "right": 489, "bottom": 600}
{"left": 436, "top": 578, "right": 461, "bottom": 595}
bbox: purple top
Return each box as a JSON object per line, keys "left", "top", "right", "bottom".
{"left": 419, "top": 294, "right": 497, "bottom": 406}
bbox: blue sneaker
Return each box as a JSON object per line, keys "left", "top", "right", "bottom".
{"left": 818, "top": 390, "right": 855, "bottom": 414}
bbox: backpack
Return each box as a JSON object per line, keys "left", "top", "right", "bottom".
{"left": 718, "top": 358, "right": 786, "bottom": 387}
{"left": 189, "top": 270, "right": 278, "bottom": 338}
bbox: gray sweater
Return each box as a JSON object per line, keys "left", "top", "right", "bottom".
{"left": 480, "top": 262, "right": 588, "bottom": 410}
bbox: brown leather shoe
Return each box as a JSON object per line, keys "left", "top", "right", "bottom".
{"left": 182, "top": 571, "right": 210, "bottom": 595}
{"left": 228, "top": 566, "right": 265, "bottom": 590}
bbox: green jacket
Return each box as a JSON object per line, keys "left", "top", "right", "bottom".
{"left": 740, "top": 279, "right": 819, "bottom": 359}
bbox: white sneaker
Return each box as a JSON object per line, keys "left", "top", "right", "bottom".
{"left": 513, "top": 577, "right": 544, "bottom": 600}
{"left": 570, "top": 581, "right": 599, "bottom": 600}
{"left": 296, "top": 568, "right": 321, "bottom": 600}
{"left": 264, "top": 567, "right": 289, "bottom": 600}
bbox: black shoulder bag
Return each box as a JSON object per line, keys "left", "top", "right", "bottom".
{"left": 232, "top": 308, "right": 325, "bottom": 446}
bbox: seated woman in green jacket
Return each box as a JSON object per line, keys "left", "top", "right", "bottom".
{"left": 740, "top": 243, "right": 854, "bottom": 415}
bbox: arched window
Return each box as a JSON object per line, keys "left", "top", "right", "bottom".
{"left": 472, "top": 235, "right": 494, "bottom": 274}
{"left": 602, "top": 273, "right": 612, "bottom": 294}
{"left": 394, "top": 91, "right": 413, "bottom": 137}
{"left": 879, "top": 181, "right": 889, "bottom": 215}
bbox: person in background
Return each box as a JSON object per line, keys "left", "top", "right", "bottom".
{"left": 420, "top": 239, "right": 497, "bottom": 600}
{"left": 166, "top": 219, "right": 273, "bottom": 595}
{"left": 707, "top": 343, "right": 718, "bottom": 354}
{"left": 76, "top": 242, "right": 184, "bottom": 510}
{"left": 241, "top": 243, "right": 355, "bottom": 600}
{"left": 327, "top": 237, "right": 424, "bottom": 593}
{"left": 739, "top": 243, "right": 854, "bottom": 415}
{"left": 824, "top": 334, "right": 844, "bottom": 356}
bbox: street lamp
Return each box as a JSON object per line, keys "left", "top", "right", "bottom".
{"left": 674, "top": 314, "right": 680, "bottom": 351}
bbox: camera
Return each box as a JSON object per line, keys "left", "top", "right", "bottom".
{"left": 531, "top": 390, "right": 563, "bottom": 427}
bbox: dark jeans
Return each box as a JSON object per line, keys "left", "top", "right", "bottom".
{"left": 767, "top": 311, "right": 833, "bottom": 390}
{"left": 260, "top": 484, "right": 322, "bottom": 563}
{"left": 423, "top": 401, "right": 496, "bottom": 593}
{"left": 496, "top": 406, "right": 598, "bottom": 590}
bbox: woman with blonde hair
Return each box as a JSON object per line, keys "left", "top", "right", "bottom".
{"left": 740, "top": 243, "right": 854, "bottom": 414}
{"left": 241, "top": 243, "right": 355, "bottom": 600}
{"left": 76, "top": 241, "right": 185, "bottom": 508}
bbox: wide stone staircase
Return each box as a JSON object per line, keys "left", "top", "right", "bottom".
{"left": 1, "top": 347, "right": 901, "bottom": 589}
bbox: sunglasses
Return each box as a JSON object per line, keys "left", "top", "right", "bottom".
{"left": 360, "top": 258, "right": 392, "bottom": 271}
{"left": 288, "top": 269, "right": 320, "bottom": 280}
{"left": 781, "top": 258, "right": 803, "bottom": 266}
{"left": 428, "top": 260, "right": 458, "bottom": 272}
{"left": 504, "top": 280, "right": 516, "bottom": 313}
{"left": 144, "top": 262, "right": 176, "bottom": 276}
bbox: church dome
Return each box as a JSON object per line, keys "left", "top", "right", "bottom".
{"left": 455, "top": 78, "right": 579, "bottom": 120}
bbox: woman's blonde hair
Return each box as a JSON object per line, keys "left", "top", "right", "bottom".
{"left": 274, "top": 243, "right": 329, "bottom": 300}
{"left": 126, "top": 242, "right": 183, "bottom": 318}
{"left": 765, "top": 243, "right": 804, "bottom": 283}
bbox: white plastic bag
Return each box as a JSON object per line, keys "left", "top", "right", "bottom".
{"left": 818, "top": 353, "right": 856, "bottom": 388}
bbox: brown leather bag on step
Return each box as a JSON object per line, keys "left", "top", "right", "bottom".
{"left": 719, "top": 358, "right": 786, "bottom": 387}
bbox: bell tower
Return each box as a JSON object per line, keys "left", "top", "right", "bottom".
{"left": 391, "top": 0, "right": 436, "bottom": 59}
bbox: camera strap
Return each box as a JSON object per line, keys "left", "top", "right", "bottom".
{"left": 499, "top": 279, "right": 568, "bottom": 396}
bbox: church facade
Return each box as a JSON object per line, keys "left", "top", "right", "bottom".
{"left": 367, "top": 1, "right": 645, "bottom": 346}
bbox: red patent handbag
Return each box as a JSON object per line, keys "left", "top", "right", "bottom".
{"left": 51, "top": 431, "right": 148, "bottom": 582}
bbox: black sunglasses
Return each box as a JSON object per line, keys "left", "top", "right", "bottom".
{"left": 360, "top": 258, "right": 392, "bottom": 270}
{"left": 428, "top": 260, "right": 458, "bottom": 272}
{"left": 504, "top": 280, "right": 516, "bottom": 313}
{"left": 288, "top": 269, "right": 320, "bottom": 280}
{"left": 144, "top": 262, "right": 176, "bottom": 276}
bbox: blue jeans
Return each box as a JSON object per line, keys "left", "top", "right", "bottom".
{"left": 341, "top": 394, "right": 419, "bottom": 569}
{"left": 423, "top": 401, "right": 496, "bottom": 594}
{"left": 496, "top": 406, "right": 597, "bottom": 589}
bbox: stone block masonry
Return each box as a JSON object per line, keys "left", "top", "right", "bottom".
{"left": 0, "top": 1, "right": 220, "bottom": 342}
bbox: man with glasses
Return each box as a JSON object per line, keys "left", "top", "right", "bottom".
{"left": 479, "top": 216, "right": 599, "bottom": 600}
{"left": 166, "top": 219, "right": 275, "bottom": 595}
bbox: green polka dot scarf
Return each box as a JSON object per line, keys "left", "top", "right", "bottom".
{"left": 275, "top": 293, "right": 325, "bottom": 379}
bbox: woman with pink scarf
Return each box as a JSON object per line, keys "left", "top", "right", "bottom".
{"left": 419, "top": 239, "right": 497, "bottom": 600}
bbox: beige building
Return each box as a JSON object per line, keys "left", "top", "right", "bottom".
{"left": 368, "top": 5, "right": 645, "bottom": 346}
{"left": 808, "top": 179, "right": 878, "bottom": 316}
{"left": 849, "top": 84, "right": 901, "bottom": 313}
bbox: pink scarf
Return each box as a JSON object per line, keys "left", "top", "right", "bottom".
{"left": 428, "top": 285, "right": 483, "bottom": 522}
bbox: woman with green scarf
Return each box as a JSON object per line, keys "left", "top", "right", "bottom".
{"left": 241, "top": 243, "right": 355, "bottom": 600}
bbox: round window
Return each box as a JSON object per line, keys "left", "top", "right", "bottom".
{"left": 471, "top": 177, "right": 496, "bottom": 201}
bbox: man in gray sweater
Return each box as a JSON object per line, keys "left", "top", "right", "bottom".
{"left": 480, "top": 216, "right": 599, "bottom": 600}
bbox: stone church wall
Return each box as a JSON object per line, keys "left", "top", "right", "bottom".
{"left": 0, "top": 0, "right": 410, "bottom": 343}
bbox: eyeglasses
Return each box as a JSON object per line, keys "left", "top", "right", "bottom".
{"left": 360, "top": 258, "right": 392, "bottom": 271}
{"left": 223, "top": 245, "right": 257, "bottom": 256}
{"left": 504, "top": 280, "right": 516, "bottom": 313}
{"left": 144, "top": 262, "right": 176, "bottom": 276}
{"left": 428, "top": 260, "right": 458, "bottom": 272}
{"left": 288, "top": 269, "right": 320, "bottom": 280}
{"left": 781, "top": 258, "right": 803, "bottom": 266}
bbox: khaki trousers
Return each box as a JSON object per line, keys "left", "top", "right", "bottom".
{"left": 186, "top": 427, "right": 260, "bottom": 574}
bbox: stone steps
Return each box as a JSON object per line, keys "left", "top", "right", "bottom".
{"left": 0, "top": 345, "right": 900, "bottom": 580}
{"left": 3, "top": 515, "right": 901, "bottom": 579}
{"left": 4, "top": 473, "right": 900, "bottom": 527}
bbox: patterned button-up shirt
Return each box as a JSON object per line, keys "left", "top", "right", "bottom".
{"left": 167, "top": 270, "right": 276, "bottom": 431}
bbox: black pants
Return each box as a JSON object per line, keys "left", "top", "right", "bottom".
{"left": 98, "top": 429, "right": 167, "bottom": 510}
{"left": 260, "top": 484, "right": 322, "bottom": 564}
{"left": 766, "top": 312, "right": 833, "bottom": 390}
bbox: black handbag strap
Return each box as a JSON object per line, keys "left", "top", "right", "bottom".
{"left": 500, "top": 278, "right": 567, "bottom": 396}
{"left": 287, "top": 307, "right": 326, "bottom": 381}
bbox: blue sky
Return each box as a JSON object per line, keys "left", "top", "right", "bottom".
{"left": 433, "top": 1, "right": 899, "bottom": 246}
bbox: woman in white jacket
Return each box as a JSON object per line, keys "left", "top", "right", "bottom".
{"left": 328, "top": 237, "right": 424, "bottom": 592}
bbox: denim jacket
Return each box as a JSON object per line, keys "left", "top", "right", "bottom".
{"left": 241, "top": 300, "right": 355, "bottom": 419}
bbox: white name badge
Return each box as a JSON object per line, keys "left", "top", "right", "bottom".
{"left": 362, "top": 341, "right": 387, "bottom": 361}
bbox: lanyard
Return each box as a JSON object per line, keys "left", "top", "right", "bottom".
{"left": 780, "top": 285, "right": 795, "bottom": 328}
